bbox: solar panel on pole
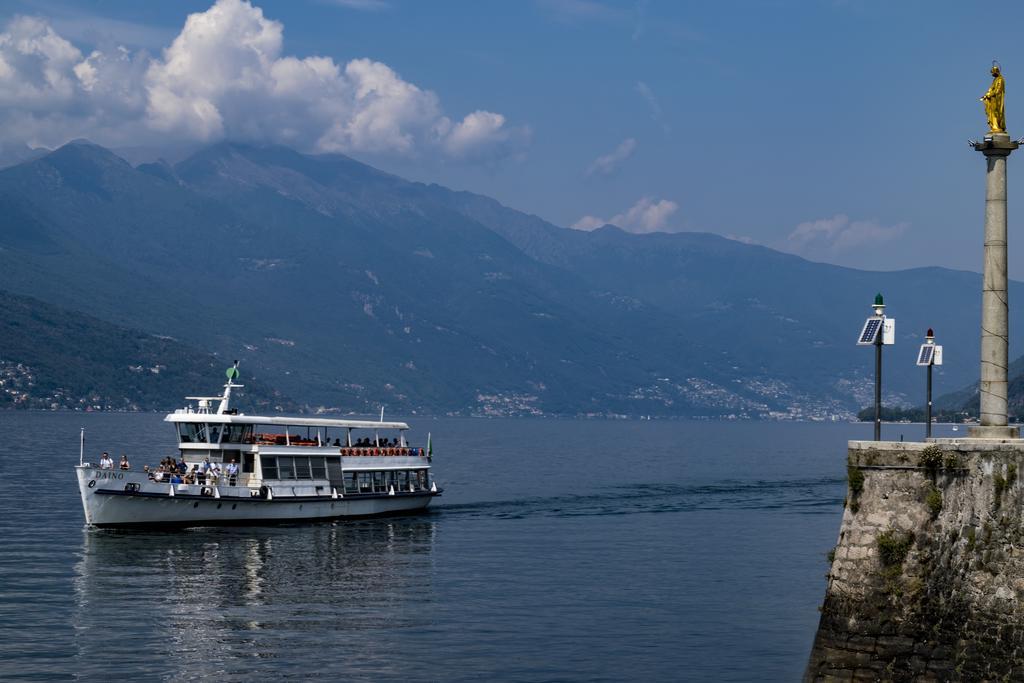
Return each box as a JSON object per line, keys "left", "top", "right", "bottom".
{"left": 917, "top": 345, "right": 935, "bottom": 366}
{"left": 858, "top": 318, "right": 882, "bottom": 345}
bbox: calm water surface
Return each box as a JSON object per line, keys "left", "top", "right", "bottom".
{"left": 0, "top": 415, "right": 945, "bottom": 681}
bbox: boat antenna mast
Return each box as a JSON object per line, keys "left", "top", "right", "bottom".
{"left": 218, "top": 360, "right": 244, "bottom": 414}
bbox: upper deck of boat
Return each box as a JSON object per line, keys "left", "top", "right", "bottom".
{"left": 165, "top": 410, "right": 410, "bottom": 431}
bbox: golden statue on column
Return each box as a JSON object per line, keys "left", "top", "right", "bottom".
{"left": 982, "top": 62, "right": 1006, "bottom": 133}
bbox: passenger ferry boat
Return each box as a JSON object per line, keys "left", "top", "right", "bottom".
{"left": 75, "top": 364, "right": 440, "bottom": 528}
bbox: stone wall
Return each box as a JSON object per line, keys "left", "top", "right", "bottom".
{"left": 805, "top": 439, "right": 1024, "bottom": 682}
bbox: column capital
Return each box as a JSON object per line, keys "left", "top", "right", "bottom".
{"left": 975, "top": 133, "right": 1019, "bottom": 156}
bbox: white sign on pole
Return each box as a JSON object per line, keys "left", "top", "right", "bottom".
{"left": 933, "top": 345, "right": 943, "bottom": 366}
{"left": 882, "top": 318, "right": 895, "bottom": 345}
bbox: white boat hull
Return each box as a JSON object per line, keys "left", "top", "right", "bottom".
{"left": 77, "top": 467, "right": 436, "bottom": 528}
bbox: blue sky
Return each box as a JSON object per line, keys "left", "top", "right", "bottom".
{"left": 2, "top": 0, "right": 1024, "bottom": 275}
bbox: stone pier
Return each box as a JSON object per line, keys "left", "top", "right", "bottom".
{"left": 805, "top": 439, "right": 1024, "bottom": 681}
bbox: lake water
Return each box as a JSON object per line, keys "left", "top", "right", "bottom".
{"left": 0, "top": 414, "right": 950, "bottom": 681}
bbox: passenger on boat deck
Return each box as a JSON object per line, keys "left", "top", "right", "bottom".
{"left": 226, "top": 459, "right": 238, "bottom": 485}
{"left": 201, "top": 458, "right": 212, "bottom": 473}
{"left": 333, "top": 438, "right": 341, "bottom": 447}
{"left": 119, "top": 454, "right": 130, "bottom": 470}
{"left": 177, "top": 458, "right": 187, "bottom": 474}
{"left": 99, "top": 452, "right": 113, "bottom": 469}
{"left": 170, "top": 472, "right": 183, "bottom": 484}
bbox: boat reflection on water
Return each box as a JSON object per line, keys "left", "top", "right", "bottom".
{"left": 71, "top": 517, "right": 438, "bottom": 679}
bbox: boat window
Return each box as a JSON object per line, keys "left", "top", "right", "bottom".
{"left": 372, "top": 471, "right": 386, "bottom": 492}
{"left": 261, "top": 456, "right": 277, "bottom": 479}
{"left": 223, "top": 424, "right": 253, "bottom": 444}
{"left": 294, "top": 457, "right": 312, "bottom": 480}
{"left": 178, "top": 423, "right": 208, "bottom": 443}
{"left": 208, "top": 425, "right": 221, "bottom": 444}
{"left": 358, "top": 472, "right": 372, "bottom": 493}
{"left": 310, "top": 457, "right": 327, "bottom": 479}
{"left": 278, "top": 456, "right": 296, "bottom": 480}
{"left": 326, "top": 458, "right": 343, "bottom": 485}
{"left": 241, "top": 453, "right": 255, "bottom": 474}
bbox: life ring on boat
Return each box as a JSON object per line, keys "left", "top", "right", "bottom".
{"left": 201, "top": 486, "right": 213, "bottom": 497}
{"left": 88, "top": 480, "right": 97, "bottom": 488}
{"left": 259, "top": 485, "right": 270, "bottom": 499}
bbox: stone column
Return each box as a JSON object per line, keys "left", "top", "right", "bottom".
{"left": 971, "top": 133, "right": 1019, "bottom": 438}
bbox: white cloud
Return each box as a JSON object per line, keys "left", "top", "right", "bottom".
{"left": 572, "top": 196, "right": 679, "bottom": 233}
{"left": 0, "top": 16, "right": 82, "bottom": 109}
{"left": 571, "top": 215, "right": 606, "bottom": 231}
{"left": 786, "top": 214, "right": 909, "bottom": 256}
{"left": 636, "top": 81, "right": 661, "bottom": 119}
{"left": 586, "top": 137, "right": 636, "bottom": 176}
{"left": 636, "top": 80, "right": 669, "bottom": 133}
{"left": 0, "top": 0, "right": 525, "bottom": 161}
{"left": 444, "top": 113, "right": 507, "bottom": 158}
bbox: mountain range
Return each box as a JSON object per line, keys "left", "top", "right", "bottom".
{"left": 0, "top": 289, "right": 288, "bottom": 412}
{"left": 0, "top": 140, "right": 1017, "bottom": 417}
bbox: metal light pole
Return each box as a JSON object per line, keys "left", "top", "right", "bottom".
{"left": 926, "top": 350, "right": 933, "bottom": 439}
{"left": 858, "top": 293, "right": 889, "bottom": 441}
{"left": 917, "top": 329, "right": 943, "bottom": 440}
{"left": 875, "top": 318, "right": 883, "bottom": 441}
